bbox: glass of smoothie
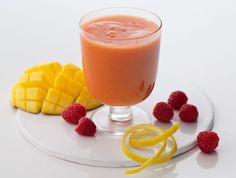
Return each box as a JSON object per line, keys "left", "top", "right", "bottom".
{"left": 80, "top": 7, "right": 162, "bottom": 135}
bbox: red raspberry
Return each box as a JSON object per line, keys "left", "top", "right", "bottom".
{"left": 168, "top": 91, "right": 188, "bottom": 110}
{"left": 179, "top": 104, "right": 198, "bottom": 122}
{"left": 62, "top": 103, "right": 86, "bottom": 125}
{"left": 75, "top": 117, "right": 96, "bottom": 136}
{"left": 153, "top": 102, "right": 174, "bottom": 122}
{"left": 197, "top": 131, "right": 219, "bottom": 153}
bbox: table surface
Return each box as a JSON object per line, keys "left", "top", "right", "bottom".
{"left": 0, "top": 0, "right": 235, "bottom": 177}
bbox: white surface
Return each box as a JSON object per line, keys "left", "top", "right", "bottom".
{"left": 0, "top": 0, "right": 235, "bottom": 177}
{"left": 16, "top": 81, "right": 214, "bottom": 168}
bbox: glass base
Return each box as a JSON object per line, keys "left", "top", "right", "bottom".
{"left": 91, "top": 106, "right": 152, "bottom": 135}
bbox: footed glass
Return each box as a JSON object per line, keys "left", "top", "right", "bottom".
{"left": 80, "top": 7, "right": 162, "bottom": 135}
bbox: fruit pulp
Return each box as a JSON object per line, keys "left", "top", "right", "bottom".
{"left": 81, "top": 15, "right": 161, "bottom": 106}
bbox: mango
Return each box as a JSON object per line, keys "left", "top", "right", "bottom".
{"left": 87, "top": 98, "right": 102, "bottom": 110}
{"left": 74, "top": 70, "right": 86, "bottom": 84}
{"left": 53, "top": 73, "right": 83, "bottom": 99}
{"left": 14, "top": 87, "right": 46, "bottom": 113}
{"left": 76, "top": 86, "right": 102, "bottom": 110}
{"left": 16, "top": 100, "right": 42, "bottom": 114}
{"left": 25, "top": 62, "right": 62, "bottom": 84}
{"left": 62, "top": 64, "right": 81, "bottom": 78}
{"left": 41, "top": 101, "right": 64, "bottom": 115}
{"left": 11, "top": 62, "right": 102, "bottom": 115}
{"left": 42, "top": 88, "right": 74, "bottom": 114}
{"left": 11, "top": 83, "right": 22, "bottom": 107}
{"left": 19, "top": 72, "right": 50, "bottom": 90}
{"left": 15, "top": 87, "right": 47, "bottom": 101}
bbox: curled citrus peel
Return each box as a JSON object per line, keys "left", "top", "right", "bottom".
{"left": 122, "top": 123, "right": 180, "bottom": 174}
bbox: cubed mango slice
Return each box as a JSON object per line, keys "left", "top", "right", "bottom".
{"left": 42, "top": 88, "right": 74, "bottom": 114}
{"left": 25, "top": 62, "right": 62, "bottom": 84}
{"left": 41, "top": 101, "right": 64, "bottom": 115}
{"left": 26, "top": 88, "right": 47, "bottom": 101}
{"left": 74, "top": 70, "right": 86, "bottom": 84}
{"left": 62, "top": 64, "right": 81, "bottom": 78}
{"left": 16, "top": 101, "right": 26, "bottom": 110}
{"left": 75, "top": 87, "right": 92, "bottom": 108}
{"left": 51, "top": 62, "right": 62, "bottom": 74}
{"left": 16, "top": 101, "right": 42, "bottom": 114}
{"left": 11, "top": 83, "right": 22, "bottom": 107}
{"left": 15, "top": 100, "right": 42, "bottom": 114}
{"left": 87, "top": 98, "right": 102, "bottom": 110}
{"left": 76, "top": 86, "right": 102, "bottom": 110}
{"left": 26, "top": 101, "right": 42, "bottom": 113}
{"left": 12, "top": 62, "right": 102, "bottom": 115}
{"left": 53, "top": 73, "right": 83, "bottom": 99}
{"left": 14, "top": 87, "right": 46, "bottom": 114}
{"left": 19, "top": 72, "right": 50, "bottom": 90}
{"left": 15, "top": 87, "right": 47, "bottom": 101}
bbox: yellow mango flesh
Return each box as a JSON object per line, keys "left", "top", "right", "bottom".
{"left": 62, "top": 64, "right": 81, "bottom": 78}
{"left": 53, "top": 73, "right": 83, "bottom": 99}
{"left": 11, "top": 83, "right": 22, "bottom": 107}
{"left": 87, "top": 98, "right": 102, "bottom": 110}
{"left": 19, "top": 72, "right": 50, "bottom": 90}
{"left": 14, "top": 87, "right": 47, "bottom": 113}
{"left": 12, "top": 62, "right": 102, "bottom": 115}
{"left": 74, "top": 70, "right": 86, "bottom": 84}
{"left": 42, "top": 88, "right": 74, "bottom": 114}
{"left": 41, "top": 101, "right": 64, "bottom": 115}
{"left": 16, "top": 100, "right": 42, "bottom": 114}
{"left": 26, "top": 101, "right": 42, "bottom": 113}
{"left": 76, "top": 86, "right": 102, "bottom": 110}
{"left": 15, "top": 88, "right": 47, "bottom": 101}
{"left": 25, "top": 62, "right": 62, "bottom": 84}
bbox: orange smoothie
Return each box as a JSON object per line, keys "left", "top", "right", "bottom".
{"left": 80, "top": 15, "right": 161, "bottom": 106}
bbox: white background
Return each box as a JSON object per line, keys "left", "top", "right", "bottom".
{"left": 0, "top": 0, "right": 236, "bottom": 177}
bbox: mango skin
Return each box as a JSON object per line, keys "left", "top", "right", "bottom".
{"left": 11, "top": 62, "right": 102, "bottom": 115}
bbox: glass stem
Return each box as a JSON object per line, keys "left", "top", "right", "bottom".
{"left": 109, "top": 106, "right": 132, "bottom": 122}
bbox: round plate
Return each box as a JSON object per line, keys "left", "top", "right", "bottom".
{"left": 16, "top": 78, "right": 214, "bottom": 168}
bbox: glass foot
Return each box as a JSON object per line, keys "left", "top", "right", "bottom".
{"left": 91, "top": 106, "right": 152, "bottom": 135}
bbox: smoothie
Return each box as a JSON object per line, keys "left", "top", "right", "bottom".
{"left": 80, "top": 15, "right": 161, "bottom": 106}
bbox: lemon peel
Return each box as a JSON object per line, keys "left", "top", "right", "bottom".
{"left": 122, "top": 123, "right": 179, "bottom": 174}
{"left": 129, "top": 123, "right": 180, "bottom": 147}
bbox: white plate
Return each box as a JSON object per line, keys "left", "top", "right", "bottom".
{"left": 16, "top": 78, "right": 214, "bottom": 168}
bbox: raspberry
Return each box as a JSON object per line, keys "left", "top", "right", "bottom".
{"left": 75, "top": 117, "right": 96, "bottom": 136}
{"left": 168, "top": 91, "right": 188, "bottom": 110}
{"left": 197, "top": 131, "right": 219, "bottom": 153}
{"left": 153, "top": 102, "right": 174, "bottom": 122}
{"left": 62, "top": 103, "right": 86, "bottom": 124}
{"left": 179, "top": 104, "right": 198, "bottom": 122}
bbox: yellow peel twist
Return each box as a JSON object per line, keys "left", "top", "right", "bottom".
{"left": 122, "top": 123, "right": 180, "bottom": 174}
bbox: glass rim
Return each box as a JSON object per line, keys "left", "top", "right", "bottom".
{"left": 79, "top": 7, "right": 162, "bottom": 41}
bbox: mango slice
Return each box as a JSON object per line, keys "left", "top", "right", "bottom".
{"left": 74, "top": 70, "right": 86, "bottom": 84}
{"left": 15, "top": 87, "right": 47, "bottom": 101}
{"left": 41, "top": 88, "right": 74, "bottom": 114}
{"left": 53, "top": 73, "right": 83, "bottom": 99}
{"left": 11, "top": 62, "right": 102, "bottom": 115}
{"left": 14, "top": 87, "right": 47, "bottom": 113}
{"left": 41, "top": 101, "right": 64, "bottom": 115}
{"left": 25, "top": 62, "right": 62, "bottom": 84}
{"left": 76, "top": 86, "right": 102, "bottom": 110}
{"left": 19, "top": 72, "right": 51, "bottom": 90}
{"left": 62, "top": 64, "right": 81, "bottom": 78}
{"left": 11, "top": 83, "right": 22, "bottom": 107}
{"left": 15, "top": 101, "right": 42, "bottom": 114}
